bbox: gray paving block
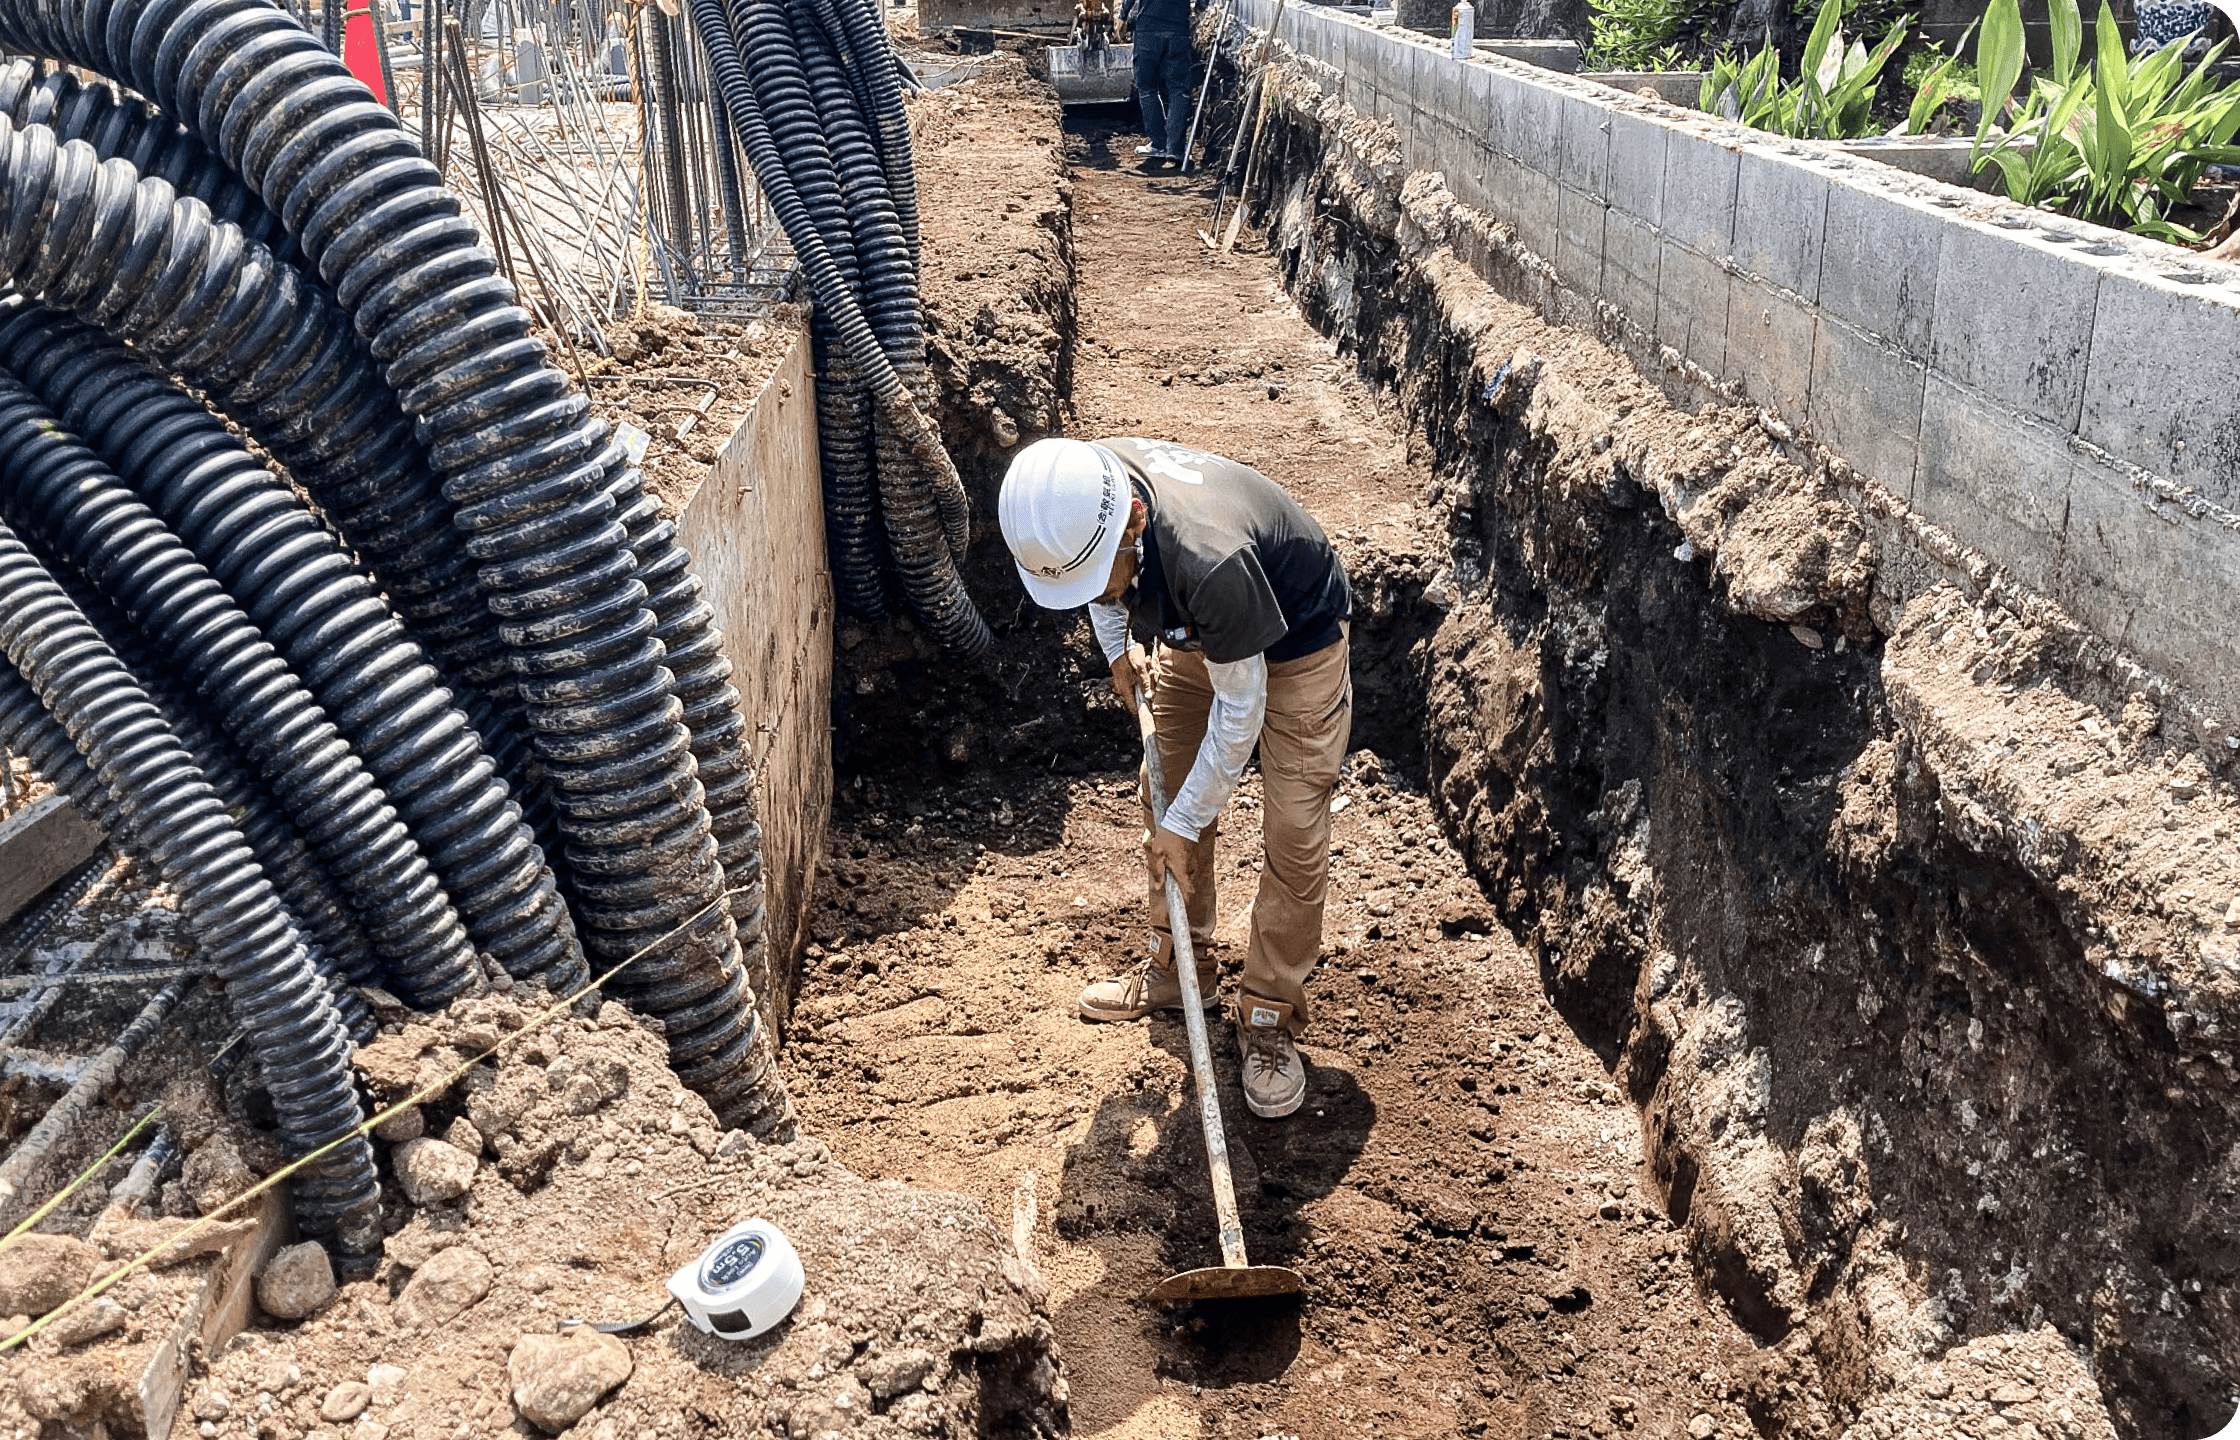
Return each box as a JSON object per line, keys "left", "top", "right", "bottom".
{"left": 1927, "top": 222, "right": 2098, "bottom": 430}
{"left": 1557, "top": 90, "right": 1610, "bottom": 195}
{"left": 1816, "top": 179, "right": 1944, "bottom": 363}
{"left": 1556, "top": 182, "right": 1607, "bottom": 293}
{"left": 1602, "top": 209, "right": 1661, "bottom": 333}
{"left": 1660, "top": 126, "right": 1739, "bottom": 260}
{"left": 2060, "top": 453, "right": 2240, "bottom": 720}
{"left": 1731, "top": 146, "right": 1830, "bottom": 301}
{"left": 1726, "top": 276, "right": 1815, "bottom": 422}
{"left": 1656, "top": 241, "right": 1729, "bottom": 374}
{"left": 1605, "top": 109, "right": 1669, "bottom": 229}
{"left": 2079, "top": 267, "right": 2240, "bottom": 508}
{"left": 1915, "top": 374, "right": 2076, "bottom": 595}
{"left": 1808, "top": 316, "right": 1926, "bottom": 500}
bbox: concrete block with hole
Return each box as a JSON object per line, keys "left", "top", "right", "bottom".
{"left": 1601, "top": 209, "right": 1661, "bottom": 331}
{"left": 1927, "top": 222, "right": 2099, "bottom": 429}
{"left": 1726, "top": 276, "right": 1815, "bottom": 420}
{"left": 1659, "top": 127, "right": 1740, "bottom": 261}
{"left": 1507, "top": 77, "right": 1563, "bottom": 176}
{"left": 2078, "top": 268, "right": 2240, "bottom": 508}
{"left": 1605, "top": 109, "right": 1669, "bottom": 229}
{"left": 1809, "top": 316, "right": 1926, "bottom": 500}
{"left": 1556, "top": 90, "right": 1609, "bottom": 195}
{"left": 1655, "top": 242, "right": 1728, "bottom": 374}
{"left": 1555, "top": 183, "right": 1606, "bottom": 294}
{"left": 1815, "top": 181, "right": 1945, "bottom": 363}
{"left": 1914, "top": 375, "right": 2078, "bottom": 596}
{"left": 2060, "top": 452, "right": 2240, "bottom": 707}
{"left": 1731, "top": 146, "right": 1831, "bottom": 301}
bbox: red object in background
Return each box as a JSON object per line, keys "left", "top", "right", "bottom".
{"left": 341, "top": 0, "right": 389, "bottom": 106}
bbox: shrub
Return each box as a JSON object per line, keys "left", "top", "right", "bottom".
{"left": 1699, "top": 0, "right": 1911, "bottom": 138}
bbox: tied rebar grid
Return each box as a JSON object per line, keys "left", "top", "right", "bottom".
{"left": 0, "top": 850, "right": 205, "bottom": 1221}
{"left": 305, "top": 0, "right": 792, "bottom": 349}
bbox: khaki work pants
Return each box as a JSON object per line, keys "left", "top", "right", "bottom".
{"left": 1142, "top": 629, "right": 1352, "bottom": 1037}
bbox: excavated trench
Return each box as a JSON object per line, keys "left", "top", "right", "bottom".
{"left": 815, "top": 47, "right": 2240, "bottom": 1440}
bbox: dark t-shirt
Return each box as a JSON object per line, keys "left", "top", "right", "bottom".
{"left": 1125, "top": 0, "right": 1192, "bottom": 30}
{"left": 1098, "top": 437, "right": 1350, "bottom": 665}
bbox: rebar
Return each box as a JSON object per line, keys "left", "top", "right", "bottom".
{"left": 0, "top": 977, "right": 186, "bottom": 1202}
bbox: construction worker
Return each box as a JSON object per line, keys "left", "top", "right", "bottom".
{"left": 998, "top": 438, "right": 1353, "bottom": 1119}
{"left": 1122, "top": 0, "right": 1196, "bottom": 169}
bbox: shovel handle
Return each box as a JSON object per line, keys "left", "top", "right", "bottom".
{"left": 1136, "top": 685, "right": 1252, "bottom": 1273}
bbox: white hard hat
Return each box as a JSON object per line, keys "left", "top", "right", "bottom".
{"left": 999, "top": 438, "right": 1131, "bottom": 610}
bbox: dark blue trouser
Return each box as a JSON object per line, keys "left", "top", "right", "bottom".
{"left": 1132, "top": 25, "right": 1193, "bottom": 159}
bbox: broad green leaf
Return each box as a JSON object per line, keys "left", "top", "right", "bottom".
{"left": 1975, "top": 0, "right": 2027, "bottom": 156}
{"left": 1802, "top": 0, "right": 1845, "bottom": 86}
{"left": 2047, "top": 0, "right": 2082, "bottom": 84}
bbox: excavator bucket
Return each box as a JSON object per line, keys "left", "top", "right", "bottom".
{"left": 1048, "top": 41, "right": 1134, "bottom": 105}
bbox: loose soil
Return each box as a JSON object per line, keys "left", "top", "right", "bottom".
{"left": 786, "top": 110, "right": 1775, "bottom": 1440}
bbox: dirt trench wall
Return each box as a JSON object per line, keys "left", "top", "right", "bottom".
{"left": 1235, "top": 56, "right": 2240, "bottom": 1440}
{"left": 831, "top": 60, "right": 1146, "bottom": 786}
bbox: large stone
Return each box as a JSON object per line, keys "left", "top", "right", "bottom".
{"left": 257, "top": 1241, "right": 338, "bottom": 1320}
{"left": 48, "top": 1296, "right": 128, "bottom": 1346}
{"left": 180, "top": 1136, "right": 257, "bottom": 1215}
{"left": 321, "top": 1381, "right": 373, "bottom": 1423}
{"left": 0, "top": 1233, "right": 100, "bottom": 1317}
{"left": 392, "top": 1137, "right": 478, "bottom": 1206}
{"left": 507, "top": 1329, "right": 634, "bottom": 1432}
{"left": 395, "top": 1246, "right": 493, "bottom": 1329}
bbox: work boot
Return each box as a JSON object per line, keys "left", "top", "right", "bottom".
{"left": 1236, "top": 998, "right": 1305, "bottom": 1118}
{"left": 1078, "top": 955, "right": 1218, "bottom": 1022}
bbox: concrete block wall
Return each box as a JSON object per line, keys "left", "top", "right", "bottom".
{"left": 1235, "top": 0, "right": 2240, "bottom": 734}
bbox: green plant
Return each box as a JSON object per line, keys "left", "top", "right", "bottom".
{"left": 1699, "top": 0, "right": 1912, "bottom": 138}
{"left": 1904, "top": 33, "right": 1977, "bottom": 131}
{"left": 1584, "top": 0, "right": 1719, "bottom": 70}
{"left": 1970, "top": 0, "right": 2240, "bottom": 240}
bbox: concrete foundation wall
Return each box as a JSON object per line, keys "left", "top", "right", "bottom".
{"left": 1233, "top": 0, "right": 2240, "bottom": 736}
{"left": 676, "top": 327, "right": 831, "bottom": 1033}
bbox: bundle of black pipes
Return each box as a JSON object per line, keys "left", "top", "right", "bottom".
{"left": 688, "top": 0, "right": 993, "bottom": 655}
{"left": 0, "top": 0, "right": 796, "bottom": 1255}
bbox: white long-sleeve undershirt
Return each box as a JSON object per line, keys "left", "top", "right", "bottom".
{"left": 1087, "top": 602, "right": 1268, "bottom": 843}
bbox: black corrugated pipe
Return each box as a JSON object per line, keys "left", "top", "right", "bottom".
{"left": 0, "top": 525, "right": 379, "bottom": 1247}
{"left": 0, "top": 353, "right": 483, "bottom": 1009}
{"left": 693, "top": 0, "right": 990, "bottom": 657}
{"left": 0, "top": 0, "right": 791, "bottom": 1129}
{"left": 28, "top": 601, "right": 384, "bottom": 1044}
{"left": 813, "top": 326, "right": 890, "bottom": 619}
{"left": 0, "top": 85, "right": 539, "bottom": 816}
{"left": 0, "top": 56, "right": 298, "bottom": 264}
{"left": 0, "top": 292, "right": 584, "bottom": 1000}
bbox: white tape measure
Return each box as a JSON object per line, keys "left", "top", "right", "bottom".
{"left": 665, "top": 1218, "right": 805, "bottom": 1340}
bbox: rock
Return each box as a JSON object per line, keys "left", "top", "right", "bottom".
{"left": 258, "top": 1242, "right": 337, "bottom": 1320}
{"left": 395, "top": 1246, "right": 493, "bottom": 1329}
{"left": 0, "top": 1233, "right": 100, "bottom": 1316}
{"left": 444, "top": 1116, "right": 485, "bottom": 1157}
{"left": 321, "top": 1382, "right": 373, "bottom": 1423}
{"left": 560, "top": 1073, "right": 605, "bottom": 1115}
{"left": 49, "top": 1296, "right": 128, "bottom": 1346}
{"left": 365, "top": 1364, "right": 408, "bottom": 1408}
{"left": 181, "top": 1136, "right": 257, "bottom": 1215}
{"left": 1689, "top": 1416, "right": 1717, "bottom": 1439}
{"left": 393, "top": 1137, "right": 478, "bottom": 1206}
{"left": 191, "top": 1385, "right": 232, "bottom": 1422}
{"left": 371, "top": 1105, "right": 424, "bottom": 1143}
{"left": 859, "top": 1347, "right": 939, "bottom": 1400}
{"left": 508, "top": 1329, "right": 634, "bottom": 1432}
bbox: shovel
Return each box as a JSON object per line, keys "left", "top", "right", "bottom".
{"left": 1133, "top": 678, "right": 1304, "bottom": 1304}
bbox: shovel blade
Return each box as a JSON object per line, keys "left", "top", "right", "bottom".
{"left": 1047, "top": 42, "right": 1135, "bottom": 104}
{"left": 1148, "top": 1264, "right": 1304, "bottom": 1303}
